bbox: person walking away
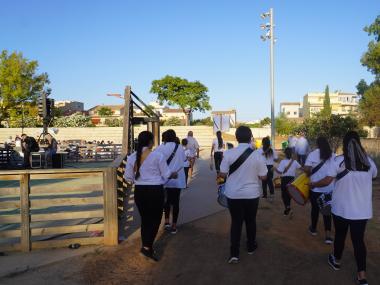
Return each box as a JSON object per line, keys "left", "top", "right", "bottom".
{"left": 288, "top": 135, "right": 298, "bottom": 155}
{"left": 304, "top": 136, "right": 335, "bottom": 244}
{"left": 186, "top": 131, "right": 200, "bottom": 178}
{"left": 218, "top": 126, "right": 267, "bottom": 264}
{"left": 274, "top": 147, "right": 301, "bottom": 216}
{"left": 310, "top": 131, "right": 377, "bottom": 285}
{"left": 45, "top": 133, "right": 58, "bottom": 165}
{"left": 124, "top": 131, "right": 177, "bottom": 262}
{"left": 257, "top": 136, "right": 278, "bottom": 201}
{"left": 182, "top": 138, "right": 191, "bottom": 188}
{"left": 295, "top": 133, "right": 309, "bottom": 166}
{"left": 21, "top": 134, "right": 39, "bottom": 169}
{"left": 211, "top": 131, "right": 225, "bottom": 173}
{"left": 156, "top": 130, "right": 186, "bottom": 234}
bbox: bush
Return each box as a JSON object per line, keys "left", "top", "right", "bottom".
{"left": 163, "top": 117, "right": 183, "bottom": 126}
{"left": 53, "top": 114, "right": 93, "bottom": 127}
{"left": 275, "top": 114, "right": 299, "bottom": 135}
{"left": 104, "top": 118, "right": 123, "bottom": 127}
{"left": 191, "top": 117, "right": 213, "bottom": 126}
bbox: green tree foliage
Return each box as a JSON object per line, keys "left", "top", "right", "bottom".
{"left": 97, "top": 107, "right": 113, "bottom": 117}
{"left": 163, "top": 117, "right": 183, "bottom": 126}
{"left": 297, "top": 114, "right": 366, "bottom": 151}
{"left": 0, "top": 50, "right": 50, "bottom": 126}
{"left": 260, "top": 117, "right": 271, "bottom": 126}
{"left": 150, "top": 75, "right": 211, "bottom": 125}
{"left": 275, "top": 113, "right": 299, "bottom": 135}
{"left": 191, "top": 117, "right": 213, "bottom": 126}
{"left": 361, "top": 15, "right": 380, "bottom": 80}
{"left": 359, "top": 84, "right": 380, "bottom": 127}
{"left": 104, "top": 118, "right": 123, "bottom": 127}
{"left": 356, "top": 79, "right": 369, "bottom": 96}
{"left": 53, "top": 113, "right": 93, "bottom": 127}
{"left": 321, "top": 85, "right": 332, "bottom": 117}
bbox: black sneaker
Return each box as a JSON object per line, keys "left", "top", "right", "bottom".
{"left": 170, "top": 227, "right": 178, "bottom": 235}
{"left": 164, "top": 223, "right": 171, "bottom": 231}
{"left": 228, "top": 256, "right": 239, "bottom": 264}
{"left": 357, "top": 278, "right": 368, "bottom": 285}
{"left": 140, "top": 247, "right": 159, "bottom": 262}
{"left": 284, "top": 208, "right": 291, "bottom": 216}
{"left": 327, "top": 254, "right": 340, "bottom": 271}
{"left": 308, "top": 226, "right": 317, "bottom": 236}
{"left": 247, "top": 242, "right": 258, "bottom": 255}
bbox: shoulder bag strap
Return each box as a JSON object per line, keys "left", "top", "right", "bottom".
{"left": 228, "top": 148, "right": 254, "bottom": 177}
{"left": 311, "top": 160, "right": 325, "bottom": 175}
{"left": 283, "top": 159, "right": 294, "bottom": 174}
{"left": 336, "top": 169, "right": 349, "bottom": 181}
{"left": 167, "top": 144, "right": 179, "bottom": 165}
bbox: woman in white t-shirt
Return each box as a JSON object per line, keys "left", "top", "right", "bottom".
{"left": 124, "top": 131, "right": 177, "bottom": 262}
{"left": 304, "top": 136, "right": 335, "bottom": 244}
{"left": 210, "top": 131, "right": 225, "bottom": 173}
{"left": 274, "top": 147, "right": 301, "bottom": 216}
{"left": 311, "top": 131, "right": 377, "bottom": 285}
{"left": 257, "top": 136, "right": 278, "bottom": 200}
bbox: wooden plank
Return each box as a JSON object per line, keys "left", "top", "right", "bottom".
{"left": 103, "top": 167, "right": 118, "bottom": 246}
{"left": 0, "top": 200, "right": 20, "bottom": 209}
{"left": 30, "top": 197, "right": 103, "bottom": 208}
{"left": 31, "top": 224, "right": 104, "bottom": 237}
{"left": 31, "top": 184, "right": 103, "bottom": 194}
{"left": 0, "top": 168, "right": 105, "bottom": 175}
{"left": 32, "top": 237, "right": 104, "bottom": 249}
{"left": 0, "top": 187, "right": 19, "bottom": 196}
{"left": 0, "top": 175, "right": 21, "bottom": 181}
{"left": 31, "top": 172, "right": 102, "bottom": 180}
{"left": 0, "top": 214, "right": 21, "bottom": 224}
{"left": 31, "top": 209, "right": 104, "bottom": 222}
{"left": 20, "top": 173, "right": 31, "bottom": 252}
{"left": 0, "top": 229, "right": 20, "bottom": 238}
{"left": 0, "top": 243, "right": 21, "bottom": 252}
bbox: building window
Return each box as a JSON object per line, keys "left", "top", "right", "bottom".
{"left": 287, "top": 112, "right": 290, "bottom": 115}
{"left": 294, "top": 111, "right": 297, "bottom": 115}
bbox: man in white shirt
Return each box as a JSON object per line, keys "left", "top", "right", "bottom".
{"left": 219, "top": 126, "right": 267, "bottom": 264}
{"left": 295, "top": 134, "right": 309, "bottom": 166}
{"left": 186, "top": 131, "right": 200, "bottom": 178}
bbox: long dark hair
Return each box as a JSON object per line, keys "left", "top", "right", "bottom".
{"left": 216, "top": 131, "right": 223, "bottom": 149}
{"left": 135, "top": 131, "right": 154, "bottom": 179}
{"left": 284, "top": 147, "right": 292, "bottom": 159}
{"left": 343, "top": 131, "right": 370, "bottom": 171}
{"left": 262, "top": 136, "right": 273, "bottom": 158}
{"left": 165, "top": 129, "right": 177, "bottom": 143}
{"left": 316, "top": 136, "right": 332, "bottom": 161}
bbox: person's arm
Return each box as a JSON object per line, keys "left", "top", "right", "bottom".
{"left": 257, "top": 155, "right": 268, "bottom": 181}
{"left": 309, "top": 176, "right": 334, "bottom": 188}
{"left": 158, "top": 154, "right": 178, "bottom": 180}
{"left": 218, "top": 155, "right": 229, "bottom": 179}
{"left": 124, "top": 156, "right": 135, "bottom": 183}
{"left": 210, "top": 143, "right": 214, "bottom": 157}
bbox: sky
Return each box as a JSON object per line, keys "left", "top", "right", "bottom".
{"left": 1, "top": 0, "right": 379, "bottom": 121}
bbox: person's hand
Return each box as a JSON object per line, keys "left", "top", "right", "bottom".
{"left": 307, "top": 182, "right": 315, "bottom": 189}
{"left": 170, "top": 172, "right": 178, "bottom": 179}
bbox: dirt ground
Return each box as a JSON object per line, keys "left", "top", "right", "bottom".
{"left": 1, "top": 180, "right": 379, "bottom": 285}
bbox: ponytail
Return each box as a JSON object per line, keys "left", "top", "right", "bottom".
{"left": 262, "top": 136, "right": 273, "bottom": 158}
{"left": 216, "top": 131, "right": 223, "bottom": 149}
{"left": 135, "top": 131, "right": 154, "bottom": 179}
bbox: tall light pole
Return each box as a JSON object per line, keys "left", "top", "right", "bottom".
{"left": 260, "top": 8, "right": 276, "bottom": 148}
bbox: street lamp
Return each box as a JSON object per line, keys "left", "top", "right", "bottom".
{"left": 260, "top": 8, "right": 276, "bottom": 148}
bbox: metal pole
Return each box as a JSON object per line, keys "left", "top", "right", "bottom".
{"left": 269, "top": 8, "right": 275, "bottom": 148}
{"left": 122, "top": 86, "right": 131, "bottom": 155}
{"left": 21, "top": 102, "right": 25, "bottom": 134}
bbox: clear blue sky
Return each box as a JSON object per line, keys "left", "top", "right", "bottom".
{"left": 1, "top": 0, "right": 379, "bottom": 121}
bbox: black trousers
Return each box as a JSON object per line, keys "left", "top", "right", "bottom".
{"left": 310, "top": 191, "right": 332, "bottom": 231}
{"left": 333, "top": 214, "right": 368, "bottom": 272}
{"left": 297, "top": 154, "right": 307, "bottom": 166}
{"left": 184, "top": 167, "right": 190, "bottom": 186}
{"left": 134, "top": 185, "right": 164, "bottom": 249}
{"left": 227, "top": 198, "right": 260, "bottom": 258}
{"left": 280, "top": 176, "right": 294, "bottom": 209}
{"left": 23, "top": 151, "right": 31, "bottom": 168}
{"left": 262, "top": 165, "right": 274, "bottom": 197}
{"left": 164, "top": 188, "right": 181, "bottom": 224}
{"left": 214, "top": 152, "right": 223, "bottom": 172}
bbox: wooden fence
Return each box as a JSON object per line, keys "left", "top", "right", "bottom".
{"left": 0, "top": 167, "right": 118, "bottom": 252}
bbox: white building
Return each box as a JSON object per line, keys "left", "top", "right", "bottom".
{"left": 280, "top": 102, "right": 302, "bottom": 118}
{"left": 55, "top": 100, "right": 84, "bottom": 115}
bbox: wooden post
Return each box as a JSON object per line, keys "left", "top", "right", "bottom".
{"left": 122, "top": 86, "right": 131, "bottom": 155}
{"left": 153, "top": 121, "right": 160, "bottom": 147}
{"left": 103, "top": 167, "right": 118, "bottom": 245}
{"left": 20, "top": 173, "right": 31, "bottom": 252}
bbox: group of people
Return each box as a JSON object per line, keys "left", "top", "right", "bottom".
{"left": 125, "top": 127, "right": 377, "bottom": 285}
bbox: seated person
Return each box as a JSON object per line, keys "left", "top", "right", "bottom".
{"left": 21, "top": 134, "right": 40, "bottom": 168}
{"left": 45, "top": 133, "right": 58, "bottom": 164}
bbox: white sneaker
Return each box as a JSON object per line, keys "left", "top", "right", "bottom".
{"left": 228, "top": 257, "right": 239, "bottom": 264}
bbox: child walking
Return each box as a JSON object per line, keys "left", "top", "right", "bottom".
{"left": 274, "top": 147, "right": 301, "bottom": 216}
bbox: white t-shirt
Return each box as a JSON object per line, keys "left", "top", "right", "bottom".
{"left": 288, "top": 136, "right": 298, "bottom": 148}
{"left": 256, "top": 147, "right": 278, "bottom": 165}
{"left": 276, "top": 159, "right": 301, "bottom": 177}
{"left": 305, "top": 149, "right": 335, "bottom": 193}
{"left": 155, "top": 142, "right": 186, "bottom": 189}
{"left": 220, "top": 144, "right": 268, "bottom": 199}
{"left": 186, "top": 136, "right": 199, "bottom": 157}
{"left": 295, "top": 136, "right": 309, "bottom": 155}
{"left": 328, "top": 155, "right": 377, "bottom": 220}
{"left": 212, "top": 138, "right": 225, "bottom": 153}
{"left": 184, "top": 148, "right": 191, "bottom": 167}
{"left": 124, "top": 149, "right": 172, "bottom": 185}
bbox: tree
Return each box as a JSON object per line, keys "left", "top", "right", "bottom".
{"left": 359, "top": 84, "right": 380, "bottom": 127}
{"left": 150, "top": 75, "right": 211, "bottom": 126}
{"left": 0, "top": 50, "right": 50, "bottom": 126}
{"left": 275, "top": 113, "right": 299, "bottom": 135}
{"left": 361, "top": 15, "right": 380, "bottom": 80}
{"left": 320, "top": 85, "right": 332, "bottom": 117}
{"left": 97, "top": 107, "right": 113, "bottom": 117}
{"left": 356, "top": 79, "right": 369, "bottom": 96}
{"left": 191, "top": 117, "right": 213, "bottom": 126}
{"left": 163, "top": 117, "right": 182, "bottom": 126}
{"left": 260, "top": 117, "right": 271, "bottom": 126}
